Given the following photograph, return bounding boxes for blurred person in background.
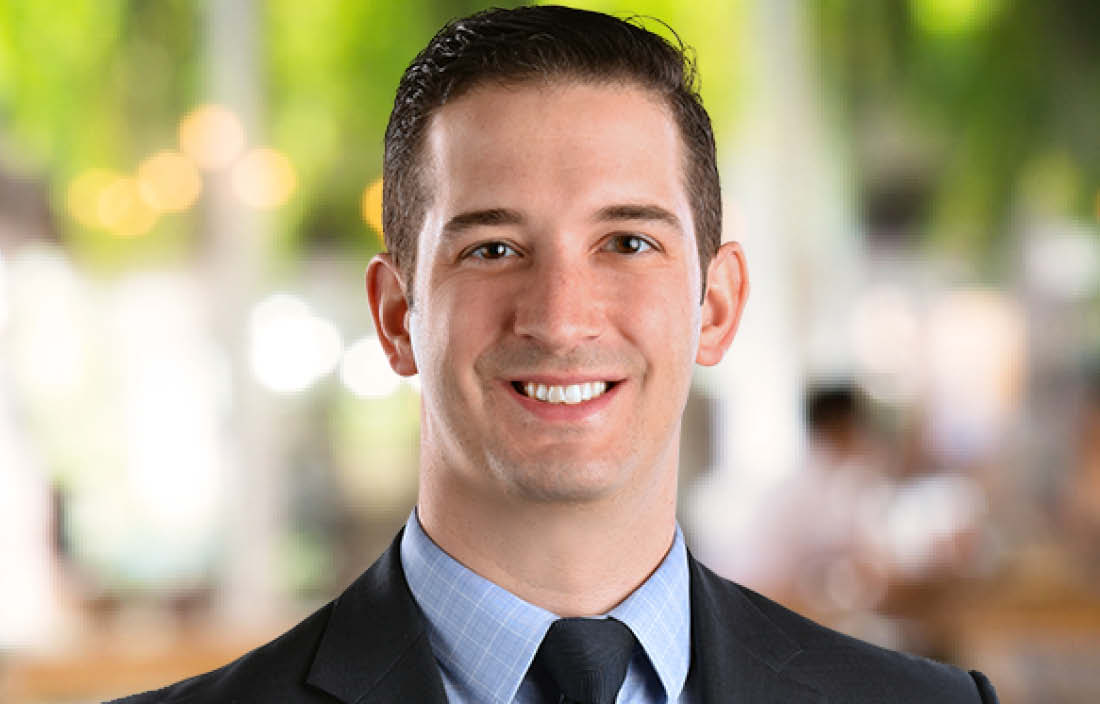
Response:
[726,384,896,622]
[113,6,996,703]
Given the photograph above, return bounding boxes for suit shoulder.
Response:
[690,558,995,704]
[734,582,995,703]
[106,602,335,704]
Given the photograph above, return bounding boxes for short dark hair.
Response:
[383,4,721,303]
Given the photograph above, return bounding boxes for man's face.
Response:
[398,81,711,504]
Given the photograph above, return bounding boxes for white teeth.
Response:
[520,381,611,404]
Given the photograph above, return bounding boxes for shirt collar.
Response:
[400,509,691,703]
[607,523,692,700]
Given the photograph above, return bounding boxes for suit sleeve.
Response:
[969,670,999,704]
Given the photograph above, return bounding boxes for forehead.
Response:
[420,80,691,225]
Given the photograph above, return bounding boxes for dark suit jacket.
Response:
[110,532,998,703]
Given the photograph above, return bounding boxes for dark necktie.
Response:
[531,617,638,704]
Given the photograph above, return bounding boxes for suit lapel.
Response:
[306,531,448,704]
[686,554,827,704]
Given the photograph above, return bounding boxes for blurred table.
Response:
[1,623,298,704]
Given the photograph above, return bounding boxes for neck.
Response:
[417,460,679,617]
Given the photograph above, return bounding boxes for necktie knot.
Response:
[533,617,637,704]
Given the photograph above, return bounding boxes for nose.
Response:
[512,253,604,350]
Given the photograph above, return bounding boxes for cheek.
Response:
[410,280,505,373]
[624,277,701,351]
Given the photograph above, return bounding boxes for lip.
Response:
[505,378,622,421]
[510,374,621,386]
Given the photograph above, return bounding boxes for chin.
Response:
[494,457,629,504]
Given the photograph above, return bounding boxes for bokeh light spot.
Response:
[67,168,123,229]
[249,293,342,393]
[179,104,246,171]
[910,0,1000,36]
[340,336,402,399]
[98,177,158,237]
[137,150,202,213]
[361,178,384,246]
[231,148,297,210]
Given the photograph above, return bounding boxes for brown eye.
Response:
[469,242,517,259]
[606,234,654,254]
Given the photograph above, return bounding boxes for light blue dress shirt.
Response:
[400,509,692,704]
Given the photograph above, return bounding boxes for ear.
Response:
[696,240,749,366]
[366,253,418,376]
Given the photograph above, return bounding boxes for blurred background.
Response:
[0,0,1097,701]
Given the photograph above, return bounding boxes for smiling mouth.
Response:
[511,380,618,404]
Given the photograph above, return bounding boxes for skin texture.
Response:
[368,81,748,616]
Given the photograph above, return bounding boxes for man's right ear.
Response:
[366,253,418,376]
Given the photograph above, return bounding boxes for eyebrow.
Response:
[441,208,525,238]
[593,204,683,231]
[439,202,683,239]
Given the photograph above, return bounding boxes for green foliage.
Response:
[0,0,740,270]
[0,0,199,270]
[813,0,1100,255]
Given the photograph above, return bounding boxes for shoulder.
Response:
[106,603,335,704]
[106,533,430,704]
[691,560,998,703]
[746,585,988,701]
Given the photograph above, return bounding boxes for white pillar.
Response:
[202,0,285,627]
[686,0,862,573]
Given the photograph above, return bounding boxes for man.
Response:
[115,6,998,703]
